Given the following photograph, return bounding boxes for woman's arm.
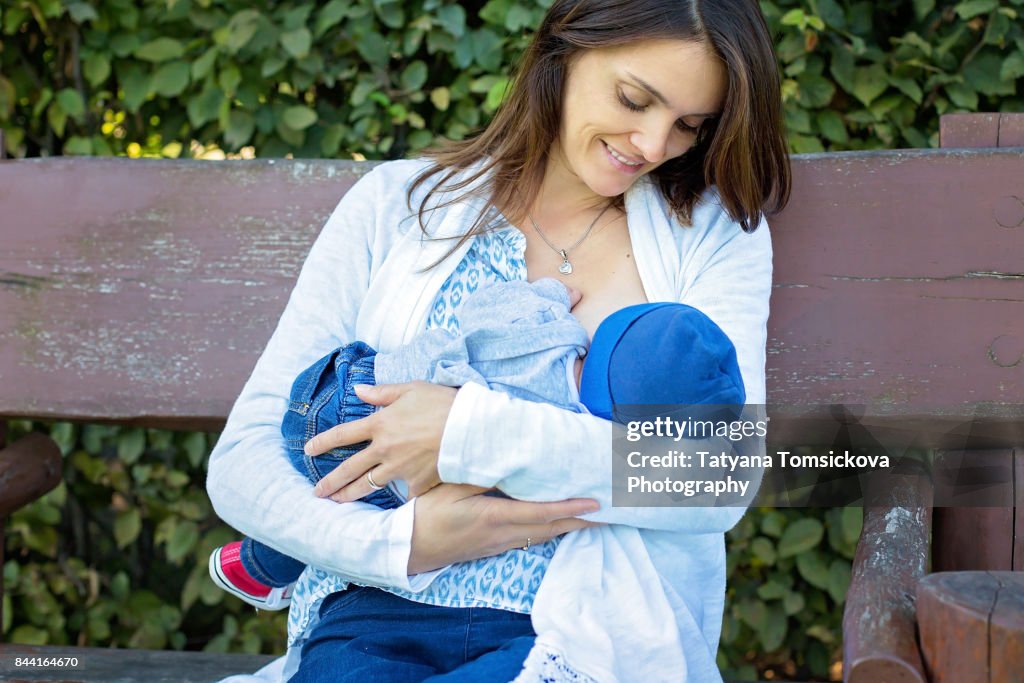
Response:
[437,216,773,533]
[205,166,431,589]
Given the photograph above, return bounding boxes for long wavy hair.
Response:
[406,0,791,262]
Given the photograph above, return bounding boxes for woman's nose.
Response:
[629,123,671,164]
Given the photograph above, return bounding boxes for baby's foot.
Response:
[208,542,294,611]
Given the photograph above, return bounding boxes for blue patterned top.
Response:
[286,223,560,647]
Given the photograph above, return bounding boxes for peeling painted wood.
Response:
[0,151,1022,446]
[843,468,932,683]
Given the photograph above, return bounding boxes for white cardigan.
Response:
[207,158,772,682]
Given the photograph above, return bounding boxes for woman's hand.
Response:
[305,381,455,501]
[407,483,602,574]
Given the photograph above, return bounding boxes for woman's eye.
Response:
[617,92,646,112]
[676,119,699,133]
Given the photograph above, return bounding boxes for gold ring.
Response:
[366,469,384,490]
[520,537,532,552]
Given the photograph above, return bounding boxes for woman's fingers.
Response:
[304,413,376,455]
[313,449,383,500]
[500,497,601,525]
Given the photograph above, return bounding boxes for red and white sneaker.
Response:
[208,542,294,611]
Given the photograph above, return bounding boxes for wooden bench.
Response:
[1,114,1022,681]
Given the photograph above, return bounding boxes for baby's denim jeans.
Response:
[239,341,405,588]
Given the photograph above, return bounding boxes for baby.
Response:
[208,277,745,610]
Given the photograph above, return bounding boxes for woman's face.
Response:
[551,39,727,199]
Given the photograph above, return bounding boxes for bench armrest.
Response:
[0,432,63,517]
[843,464,933,683]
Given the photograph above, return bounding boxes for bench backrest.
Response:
[1,148,1022,448]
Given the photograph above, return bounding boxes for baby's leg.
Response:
[284,341,404,509]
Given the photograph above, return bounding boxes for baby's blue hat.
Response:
[579,303,746,422]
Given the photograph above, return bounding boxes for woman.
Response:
[207,0,790,680]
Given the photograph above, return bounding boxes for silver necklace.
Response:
[527,202,612,275]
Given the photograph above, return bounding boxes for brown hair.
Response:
[406,0,791,259]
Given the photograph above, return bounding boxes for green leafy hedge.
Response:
[2,1,1021,680]
[1,0,1021,159]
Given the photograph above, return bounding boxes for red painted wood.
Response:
[0,432,63,517]
[932,450,1015,572]
[1,151,1022,444]
[940,112,1000,148]
[1015,450,1024,571]
[998,113,1024,147]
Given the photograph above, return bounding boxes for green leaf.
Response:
[224,10,261,54]
[758,603,788,651]
[954,0,998,20]
[166,520,199,563]
[182,432,207,468]
[796,550,831,589]
[192,47,218,80]
[828,560,852,603]
[356,31,390,66]
[375,1,404,29]
[63,135,93,155]
[816,110,848,143]
[830,47,855,94]
[945,81,978,109]
[282,105,318,130]
[840,506,863,546]
[817,0,846,28]
[83,53,111,86]
[1002,51,1024,81]
[262,55,288,77]
[10,625,49,645]
[781,8,807,27]
[118,428,146,464]
[66,1,98,23]
[888,76,923,104]
[218,65,242,97]
[187,84,223,128]
[913,0,936,20]
[797,74,835,108]
[321,123,344,156]
[760,511,786,538]
[435,5,466,37]
[430,87,450,111]
[153,61,190,97]
[751,536,777,564]
[281,27,312,59]
[400,61,428,91]
[54,88,85,119]
[737,598,765,630]
[315,0,350,37]
[778,518,824,558]
[757,580,787,600]
[965,52,1018,96]
[783,590,805,615]
[807,623,836,644]
[502,4,531,30]
[851,64,889,106]
[114,509,142,548]
[225,110,256,149]
[134,37,185,63]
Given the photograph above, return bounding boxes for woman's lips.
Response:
[602,141,645,175]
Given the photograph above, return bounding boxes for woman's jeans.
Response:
[239,341,405,587]
[288,587,536,682]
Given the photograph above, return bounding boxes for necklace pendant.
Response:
[558,250,573,275]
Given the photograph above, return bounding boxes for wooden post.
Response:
[932,113,1024,572]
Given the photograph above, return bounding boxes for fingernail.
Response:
[314,483,324,497]
[353,384,371,394]
[304,441,314,455]
[582,503,600,513]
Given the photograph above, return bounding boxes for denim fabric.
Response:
[287,586,535,683]
[242,342,405,587]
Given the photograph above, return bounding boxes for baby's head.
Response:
[579,303,745,423]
